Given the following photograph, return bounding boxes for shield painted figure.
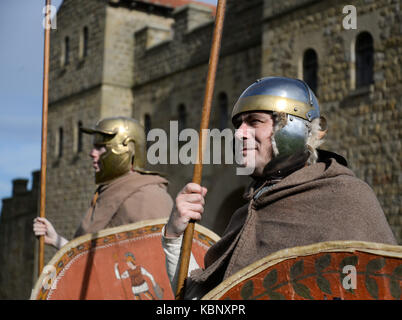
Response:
[203,241,402,300]
[31,218,220,300]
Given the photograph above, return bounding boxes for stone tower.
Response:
[44,0,175,260]
[261,0,402,241]
[43,0,262,262]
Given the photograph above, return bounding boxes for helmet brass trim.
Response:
[232,94,315,122]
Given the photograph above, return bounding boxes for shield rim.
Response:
[30,218,221,300]
[202,240,402,300]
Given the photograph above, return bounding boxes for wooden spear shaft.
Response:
[38,0,52,277]
[175,0,227,300]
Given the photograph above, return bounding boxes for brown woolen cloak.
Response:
[74,171,173,238]
[184,153,397,299]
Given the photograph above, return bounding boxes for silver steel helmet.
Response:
[232,76,320,158]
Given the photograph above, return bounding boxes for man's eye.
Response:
[233,121,241,129]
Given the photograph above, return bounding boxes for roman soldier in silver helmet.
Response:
[34,116,173,249]
[161,76,396,300]
[231,76,327,174]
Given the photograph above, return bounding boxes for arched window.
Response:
[58,127,63,158]
[178,104,187,132]
[218,92,228,130]
[64,36,70,65]
[303,48,318,95]
[144,114,151,150]
[356,32,374,88]
[144,113,151,136]
[77,121,83,153]
[82,27,89,57]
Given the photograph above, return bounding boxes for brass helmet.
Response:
[81,117,146,184]
[232,76,321,158]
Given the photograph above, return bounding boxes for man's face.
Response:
[233,112,274,176]
[89,144,107,172]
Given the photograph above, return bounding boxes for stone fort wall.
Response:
[0,173,40,299]
[261,0,402,241]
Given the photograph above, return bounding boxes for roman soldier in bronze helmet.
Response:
[162,76,397,299]
[33,117,173,249]
[83,116,150,185]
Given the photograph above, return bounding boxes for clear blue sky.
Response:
[0,0,217,211]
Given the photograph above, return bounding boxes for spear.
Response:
[175,0,227,300]
[38,0,52,276]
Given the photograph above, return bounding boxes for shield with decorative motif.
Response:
[30,218,220,300]
[203,241,402,300]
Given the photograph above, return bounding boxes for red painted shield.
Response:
[203,241,402,300]
[31,219,220,300]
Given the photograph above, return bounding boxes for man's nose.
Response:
[89,148,97,159]
[234,122,251,140]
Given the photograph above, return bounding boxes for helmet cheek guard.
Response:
[272,114,310,158]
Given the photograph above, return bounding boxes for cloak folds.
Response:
[184,153,397,299]
[75,171,173,237]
